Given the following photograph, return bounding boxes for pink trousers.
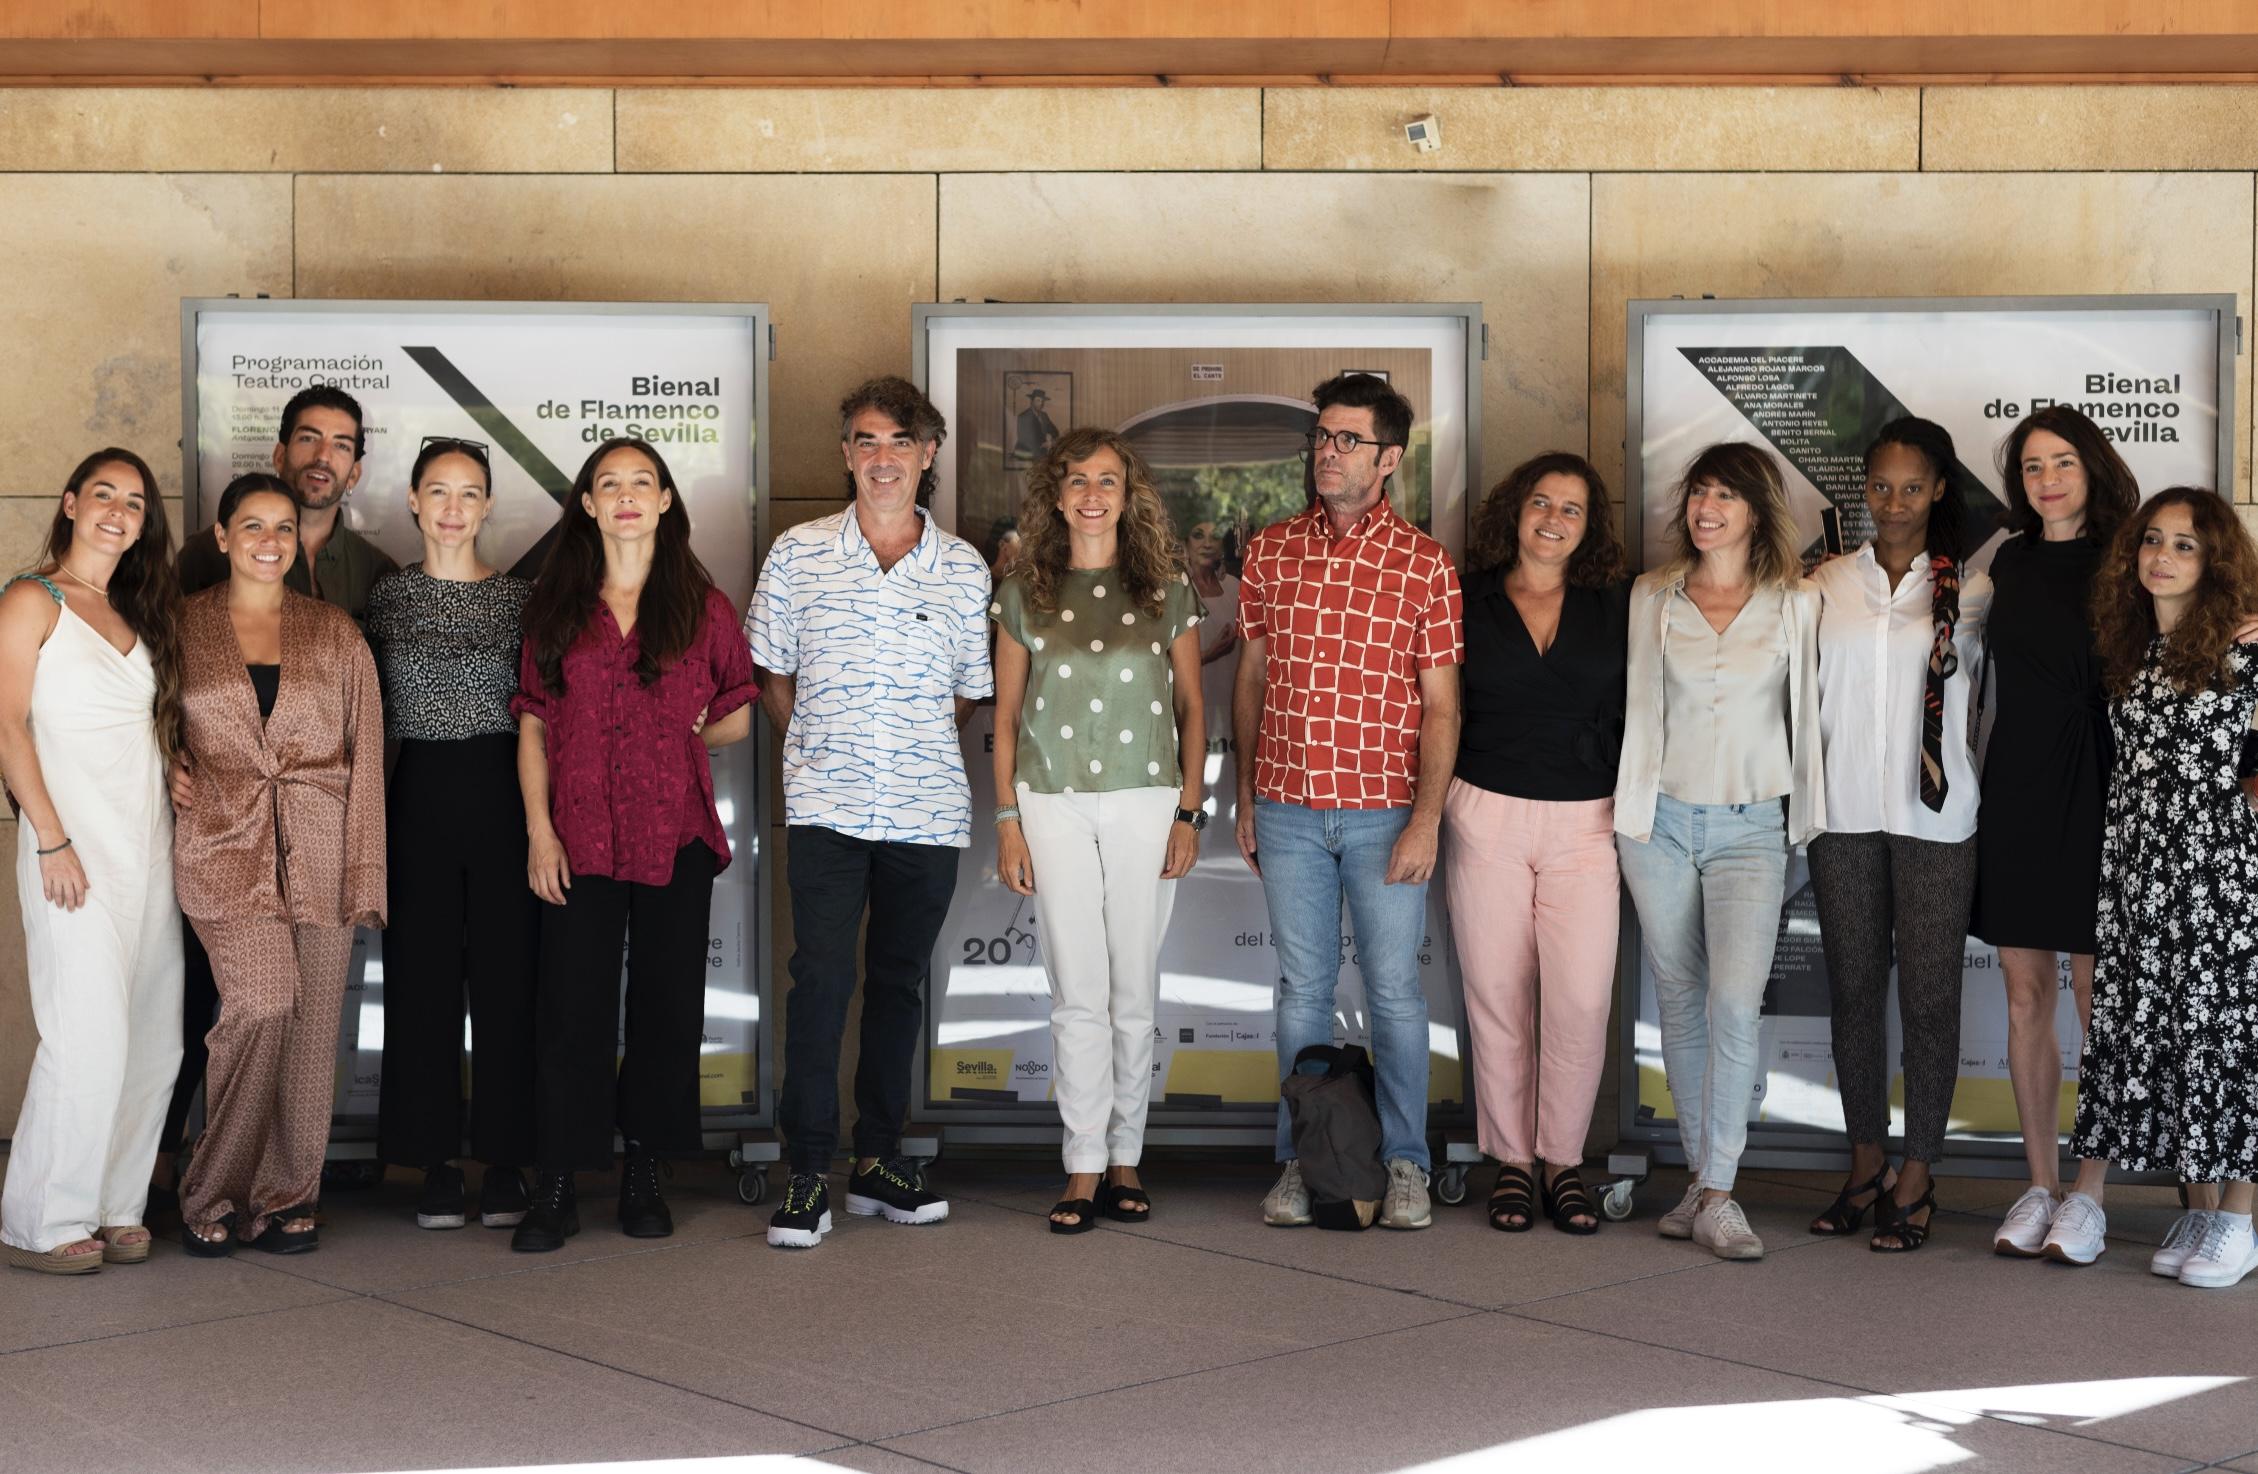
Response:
[1441,780,1619,1167]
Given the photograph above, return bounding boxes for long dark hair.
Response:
[1997,405,2138,545]
[43,449,184,761]
[1467,450,1626,587]
[523,438,714,694]
[2093,487,2258,696]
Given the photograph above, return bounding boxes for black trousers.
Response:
[161,926,219,1156]
[377,735,540,1170]
[532,839,718,1172]
[778,824,959,1174]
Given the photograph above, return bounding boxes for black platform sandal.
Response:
[1809,1167,1893,1236]
[1097,1181,1151,1223]
[1048,1197,1097,1235]
[179,1211,237,1259]
[1542,1166,1602,1235]
[1487,1164,1536,1232]
[249,1204,320,1255]
[1870,1185,1937,1253]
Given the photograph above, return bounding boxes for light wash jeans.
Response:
[1615,794,1788,1193]
[1255,798,1431,1171]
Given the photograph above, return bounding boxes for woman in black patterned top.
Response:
[366,437,539,1233]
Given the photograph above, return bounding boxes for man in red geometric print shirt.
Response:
[1231,372,1464,1232]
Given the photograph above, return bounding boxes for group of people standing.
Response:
[4,367,2255,1291]
[0,386,763,1270]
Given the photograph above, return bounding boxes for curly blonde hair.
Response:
[1015,427,1184,617]
[2093,487,2258,696]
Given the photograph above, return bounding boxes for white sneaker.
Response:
[1262,1162,1312,1226]
[1693,1196,1765,1260]
[1992,1186,2058,1257]
[1657,1179,1706,1240]
[2179,1213,2258,1289]
[2040,1191,2107,1265]
[2151,1210,2217,1278]
[1377,1159,1433,1230]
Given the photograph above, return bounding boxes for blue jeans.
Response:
[1615,795,1787,1193]
[1255,799,1432,1170]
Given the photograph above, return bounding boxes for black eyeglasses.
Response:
[419,434,492,463]
[1302,428,1400,458]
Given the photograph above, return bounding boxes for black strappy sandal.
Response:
[1048,1197,1097,1235]
[179,1211,237,1259]
[1097,1181,1151,1223]
[1870,1185,1937,1253]
[250,1205,320,1255]
[1487,1164,1536,1233]
[1541,1166,1602,1236]
[1809,1167,1893,1236]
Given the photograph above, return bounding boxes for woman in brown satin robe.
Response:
[172,473,386,1257]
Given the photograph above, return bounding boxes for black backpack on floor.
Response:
[1280,1044,1387,1230]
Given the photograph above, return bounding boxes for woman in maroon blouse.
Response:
[509,437,757,1252]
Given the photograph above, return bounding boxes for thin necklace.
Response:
[56,561,109,597]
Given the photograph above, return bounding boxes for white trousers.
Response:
[1019,786,1180,1173]
[1,847,182,1252]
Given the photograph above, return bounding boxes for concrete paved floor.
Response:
[2,1154,2254,1474]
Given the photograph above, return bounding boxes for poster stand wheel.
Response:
[728,1135,781,1206]
[1600,1149,1650,1222]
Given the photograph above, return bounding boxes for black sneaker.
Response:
[415,1163,467,1230]
[617,1147,673,1239]
[510,1171,579,1253]
[478,1166,530,1229]
[846,1156,949,1225]
[767,1173,832,1249]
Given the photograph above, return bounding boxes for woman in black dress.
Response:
[1973,406,2137,1259]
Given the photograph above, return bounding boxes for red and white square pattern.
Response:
[1239,502,1464,809]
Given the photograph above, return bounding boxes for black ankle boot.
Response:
[510,1170,579,1253]
[618,1145,673,1239]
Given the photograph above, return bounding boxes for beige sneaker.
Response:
[1693,1196,1765,1260]
[1657,1179,1705,1239]
[1262,1162,1312,1226]
[1377,1159,1433,1230]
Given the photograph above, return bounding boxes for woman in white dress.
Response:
[0,448,185,1274]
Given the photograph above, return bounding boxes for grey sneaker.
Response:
[1693,1196,1765,1260]
[1262,1162,1312,1226]
[1378,1158,1432,1231]
[1658,1178,1705,1239]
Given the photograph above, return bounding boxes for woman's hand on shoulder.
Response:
[2233,613,2258,645]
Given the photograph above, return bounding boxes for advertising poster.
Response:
[186,302,768,1124]
[918,307,1477,1121]
[1625,297,2235,1154]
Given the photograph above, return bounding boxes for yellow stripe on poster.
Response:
[1945,1077,2080,1137]
[699,1051,756,1108]
[929,1048,1016,1103]
[1164,1049,1279,1104]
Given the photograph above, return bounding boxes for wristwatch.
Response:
[1174,806,1208,831]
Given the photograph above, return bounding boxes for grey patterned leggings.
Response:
[1805,831,1977,1163]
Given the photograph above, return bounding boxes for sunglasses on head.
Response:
[419,434,492,464]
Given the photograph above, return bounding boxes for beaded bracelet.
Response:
[994,806,1022,824]
[35,837,72,857]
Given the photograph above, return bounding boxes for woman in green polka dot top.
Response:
[991,427,1207,1236]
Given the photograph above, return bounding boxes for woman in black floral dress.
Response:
[2069,487,2258,1289]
